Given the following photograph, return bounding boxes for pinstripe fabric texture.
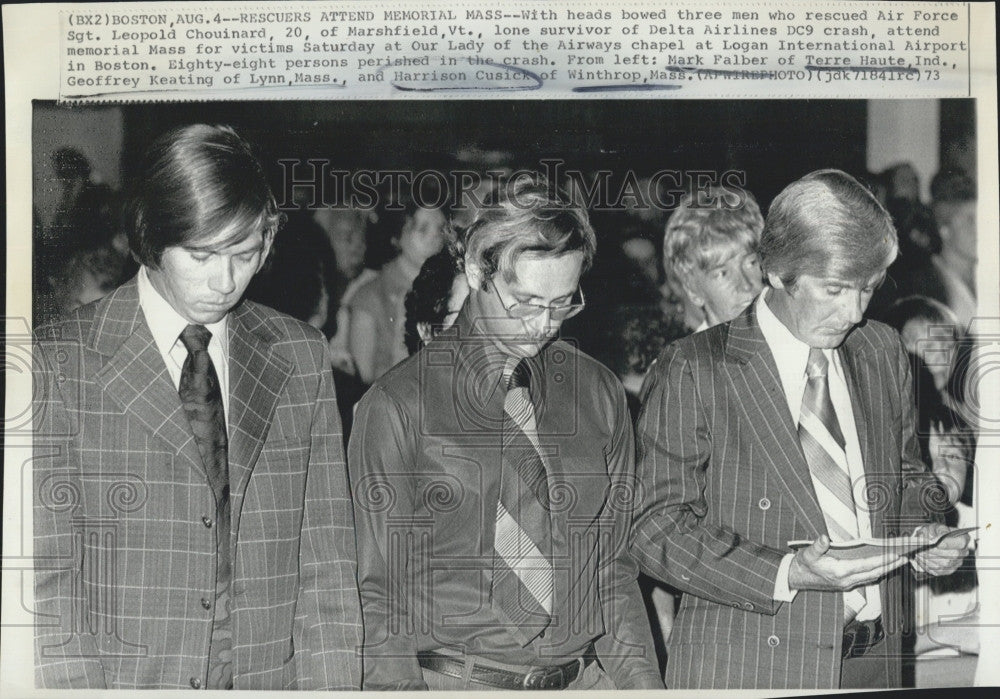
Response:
[632,304,944,689]
[33,278,362,689]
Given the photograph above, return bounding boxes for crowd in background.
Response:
[33,146,981,680]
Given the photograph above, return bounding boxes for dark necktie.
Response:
[491,358,553,644]
[798,347,865,619]
[178,324,233,688]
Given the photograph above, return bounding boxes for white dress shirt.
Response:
[137,266,230,426]
[757,292,881,621]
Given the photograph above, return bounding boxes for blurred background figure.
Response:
[50,146,119,251]
[34,147,127,325]
[313,206,377,373]
[403,249,469,356]
[928,170,977,331]
[886,295,978,668]
[246,221,328,332]
[888,296,971,506]
[348,190,447,383]
[603,303,684,420]
[449,144,515,231]
[662,185,765,332]
[884,161,921,204]
[44,245,123,321]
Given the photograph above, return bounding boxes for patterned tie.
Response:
[178,324,233,688]
[491,358,553,643]
[798,347,865,620]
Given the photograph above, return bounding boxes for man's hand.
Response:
[787,535,907,592]
[911,523,971,577]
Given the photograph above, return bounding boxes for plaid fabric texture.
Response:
[33,278,362,689]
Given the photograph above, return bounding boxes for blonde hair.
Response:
[456,175,595,283]
[663,185,763,280]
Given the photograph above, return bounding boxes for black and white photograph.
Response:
[25,97,983,690]
[3,0,998,695]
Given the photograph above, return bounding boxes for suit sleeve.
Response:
[631,344,786,614]
[594,381,664,689]
[293,343,363,690]
[33,336,107,688]
[347,386,427,691]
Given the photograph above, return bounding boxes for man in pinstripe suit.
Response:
[33,125,362,689]
[632,169,970,689]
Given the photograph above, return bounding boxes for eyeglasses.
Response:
[490,279,586,321]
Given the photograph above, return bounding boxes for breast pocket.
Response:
[243,440,310,535]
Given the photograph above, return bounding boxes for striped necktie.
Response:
[798,347,865,620]
[491,357,553,643]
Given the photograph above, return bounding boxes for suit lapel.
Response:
[226,302,293,502]
[838,332,886,532]
[92,280,206,477]
[724,307,825,538]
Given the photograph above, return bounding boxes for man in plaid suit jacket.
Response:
[33,125,362,689]
[632,170,971,689]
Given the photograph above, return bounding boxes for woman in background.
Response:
[348,193,446,383]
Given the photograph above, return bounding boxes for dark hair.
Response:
[246,226,327,326]
[403,249,463,355]
[52,147,92,179]
[759,169,897,286]
[885,295,958,335]
[606,303,686,378]
[124,124,282,268]
[930,169,976,231]
[931,169,976,203]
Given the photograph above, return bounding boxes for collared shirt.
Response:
[757,292,881,621]
[137,266,230,422]
[348,306,661,691]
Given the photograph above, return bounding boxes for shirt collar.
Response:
[756,289,844,383]
[757,289,810,385]
[137,265,229,358]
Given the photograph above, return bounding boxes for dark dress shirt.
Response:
[348,307,661,690]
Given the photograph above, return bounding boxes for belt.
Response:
[417,649,594,690]
[842,617,884,660]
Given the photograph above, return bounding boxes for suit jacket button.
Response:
[758,497,771,510]
[202,516,213,528]
[190,677,202,689]
[200,597,211,610]
[767,635,780,647]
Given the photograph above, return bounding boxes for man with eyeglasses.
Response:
[348,178,662,690]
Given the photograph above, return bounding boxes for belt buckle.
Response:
[523,666,564,690]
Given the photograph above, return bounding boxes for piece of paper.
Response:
[3,0,998,693]
[788,526,978,560]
